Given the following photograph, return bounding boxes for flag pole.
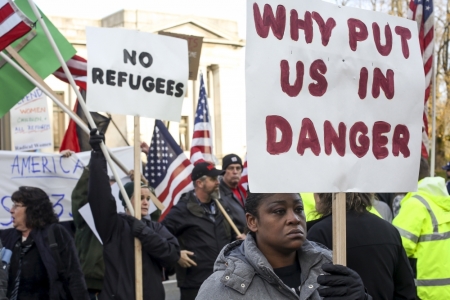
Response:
[430,32,437,176]
[26,0,135,216]
[133,116,143,300]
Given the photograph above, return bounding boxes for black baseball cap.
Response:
[191,162,225,181]
[442,162,450,171]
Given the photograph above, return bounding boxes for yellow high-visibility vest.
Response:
[300,193,321,222]
[393,177,450,300]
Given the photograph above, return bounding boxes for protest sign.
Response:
[86,27,189,121]
[10,88,53,151]
[159,32,203,80]
[246,0,425,193]
[0,147,133,228]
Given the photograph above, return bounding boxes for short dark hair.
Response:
[315,193,373,216]
[11,186,58,229]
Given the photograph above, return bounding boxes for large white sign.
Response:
[246,0,425,192]
[0,147,134,228]
[86,27,188,121]
[10,88,53,151]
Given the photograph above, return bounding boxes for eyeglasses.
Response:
[11,203,26,209]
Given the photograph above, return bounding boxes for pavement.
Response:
[164,277,180,300]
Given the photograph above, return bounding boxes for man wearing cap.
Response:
[219,154,247,233]
[162,162,237,300]
[442,162,450,194]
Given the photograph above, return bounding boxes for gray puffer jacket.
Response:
[197,234,332,299]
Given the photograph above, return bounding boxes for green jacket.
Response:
[72,167,104,291]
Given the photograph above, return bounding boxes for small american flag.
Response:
[408,0,434,158]
[190,73,216,165]
[239,154,248,197]
[53,55,87,90]
[146,120,194,220]
[0,0,33,51]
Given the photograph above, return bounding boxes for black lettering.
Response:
[124,49,136,65]
[139,52,153,68]
[175,82,184,97]
[106,70,116,86]
[142,76,155,92]
[92,68,104,84]
[129,74,141,90]
[118,72,127,87]
[156,78,166,94]
[166,80,175,96]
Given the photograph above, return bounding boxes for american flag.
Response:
[0,0,33,51]
[53,55,87,90]
[190,73,216,165]
[239,154,248,197]
[408,0,434,158]
[146,120,194,220]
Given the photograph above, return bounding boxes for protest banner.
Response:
[246,0,425,194]
[86,27,189,122]
[159,32,203,80]
[0,147,134,228]
[10,88,53,151]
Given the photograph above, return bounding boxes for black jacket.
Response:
[88,151,180,300]
[307,211,416,300]
[162,191,233,289]
[219,179,246,233]
[0,224,89,300]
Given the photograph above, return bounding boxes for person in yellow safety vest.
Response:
[393,157,450,300]
[300,193,320,221]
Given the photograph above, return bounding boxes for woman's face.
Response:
[10,202,28,232]
[131,187,151,216]
[247,193,306,254]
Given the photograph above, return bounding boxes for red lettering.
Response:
[347,18,368,51]
[290,10,313,43]
[372,121,391,160]
[349,122,370,158]
[372,68,395,99]
[324,121,346,156]
[253,3,286,40]
[297,118,321,156]
[280,60,304,97]
[311,12,336,46]
[394,26,411,59]
[308,59,328,97]
[392,125,410,157]
[266,115,293,154]
[372,22,392,56]
[358,67,368,100]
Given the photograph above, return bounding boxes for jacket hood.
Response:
[404,177,450,211]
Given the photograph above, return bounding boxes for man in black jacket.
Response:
[219,154,247,233]
[162,162,238,300]
[88,130,180,300]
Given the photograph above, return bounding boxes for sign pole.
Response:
[332,193,346,265]
[134,116,143,300]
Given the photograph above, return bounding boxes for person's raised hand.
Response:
[317,263,368,300]
[89,128,105,152]
[178,250,197,268]
[140,142,150,155]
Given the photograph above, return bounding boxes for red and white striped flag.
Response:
[0,0,33,51]
[53,55,87,90]
[190,73,217,165]
[239,154,248,197]
[408,0,434,158]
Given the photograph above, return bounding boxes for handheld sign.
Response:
[246,0,425,193]
[86,27,189,121]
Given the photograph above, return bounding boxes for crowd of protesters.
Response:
[0,129,448,300]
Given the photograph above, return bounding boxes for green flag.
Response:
[0,0,76,117]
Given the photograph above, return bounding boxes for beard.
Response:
[210,188,220,199]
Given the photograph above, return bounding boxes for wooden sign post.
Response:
[134,116,143,300]
[332,193,346,265]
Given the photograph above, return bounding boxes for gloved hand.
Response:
[122,215,146,236]
[89,128,105,152]
[317,263,367,300]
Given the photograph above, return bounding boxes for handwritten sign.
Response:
[86,27,189,121]
[10,88,53,151]
[246,0,424,193]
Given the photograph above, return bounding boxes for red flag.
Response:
[0,0,33,51]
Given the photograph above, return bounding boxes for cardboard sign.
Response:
[246,0,424,193]
[86,27,189,121]
[0,147,133,227]
[159,32,203,80]
[10,88,53,151]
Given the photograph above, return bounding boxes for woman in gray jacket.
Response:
[197,192,371,300]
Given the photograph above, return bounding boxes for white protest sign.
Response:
[10,88,53,151]
[0,147,134,228]
[246,0,424,192]
[86,27,189,121]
